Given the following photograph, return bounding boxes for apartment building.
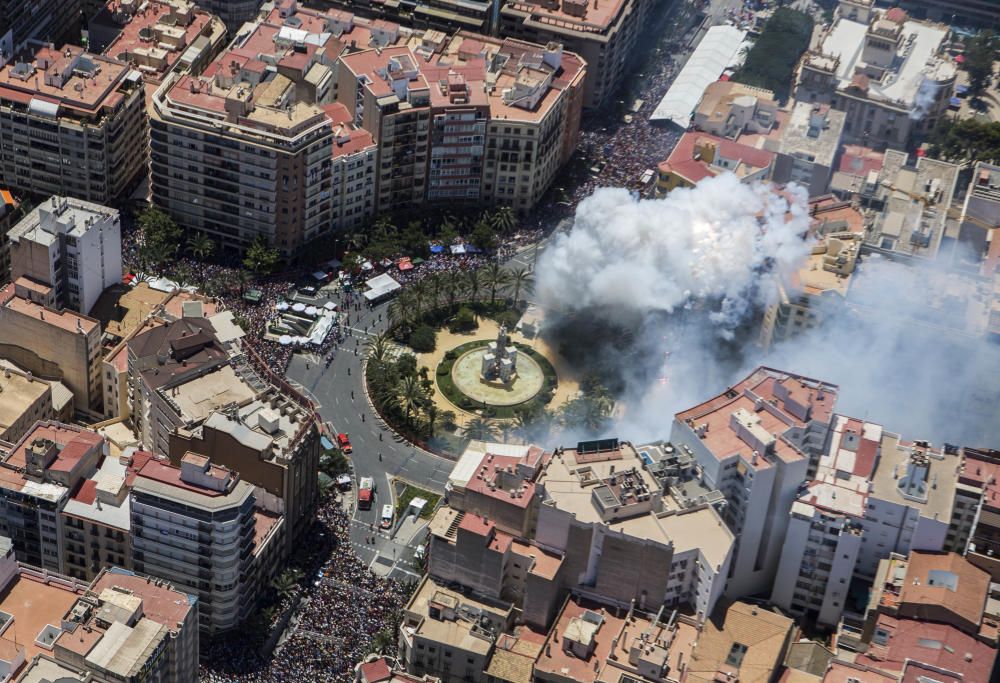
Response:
[59,449,145,582]
[773,102,846,196]
[795,2,956,150]
[0,45,147,204]
[0,362,72,443]
[954,161,1000,277]
[430,438,733,635]
[338,33,585,213]
[671,367,839,599]
[89,0,228,88]
[398,575,515,682]
[0,189,16,283]
[325,103,377,232]
[0,0,82,57]
[500,0,649,109]
[130,454,258,635]
[533,595,701,683]
[685,601,795,683]
[0,422,106,573]
[952,448,1000,580]
[148,3,403,256]
[771,415,968,626]
[758,198,864,350]
[310,0,500,36]
[0,554,198,683]
[0,282,102,414]
[7,196,121,315]
[897,0,1000,28]
[852,550,998,680]
[168,394,319,554]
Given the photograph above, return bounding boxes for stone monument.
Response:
[481,325,518,383]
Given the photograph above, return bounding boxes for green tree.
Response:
[509,267,534,306]
[462,268,484,304]
[470,219,497,251]
[483,262,512,303]
[366,332,392,364]
[397,375,426,424]
[243,237,280,275]
[731,8,813,102]
[449,306,478,333]
[965,30,997,101]
[408,325,437,353]
[463,416,499,441]
[490,206,517,236]
[271,568,303,601]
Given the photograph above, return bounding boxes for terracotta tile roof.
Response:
[686,602,794,683]
[898,551,989,631]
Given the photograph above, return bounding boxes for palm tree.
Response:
[233,269,253,296]
[428,273,446,310]
[509,267,534,307]
[463,416,499,441]
[490,206,517,237]
[366,332,392,364]
[409,278,431,317]
[498,420,515,444]
[370,629,394,654]
[483,262,512,303]
[271,568,303,601]
[348,231,369,251]
[373,215,397,241]
[397,375,426,424]
[462,268,484,305]
[388,294,417,332]
[443,271,463,309]
[186,232,214,261]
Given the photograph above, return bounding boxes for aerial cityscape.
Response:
[0,0,998,681]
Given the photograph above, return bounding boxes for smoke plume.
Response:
[535,175,1000,448]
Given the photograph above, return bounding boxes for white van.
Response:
[380,504,394,529]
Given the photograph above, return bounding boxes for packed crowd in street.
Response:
[199,496,412,683]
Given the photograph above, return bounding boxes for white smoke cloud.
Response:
[536,174,1000,448]
[536,174,813,337]
[909,75,941,121]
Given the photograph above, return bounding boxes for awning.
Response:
[398,257,413,271]
[243,289,263,303]
[312,271,328,281]
[450,244,467,254]
[429,244,445,254]
[364,273,401,301]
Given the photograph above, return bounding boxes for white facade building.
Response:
[670,367,839,599]
[7,196,122,315]
[130,454,257,635]
[771,414,965,626]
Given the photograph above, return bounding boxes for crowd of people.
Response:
[199,496,412,683]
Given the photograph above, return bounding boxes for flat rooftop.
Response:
[169,364,257,424]
[0,45,133,115]
[96,0,221,82]
[0,370,49,436]
[404,576,510,656]
[817,14,954,107]
[778,102,845,168]
[503,0,629,34]
[676,368,838,471]
[8,196,118,247]
[0,284,100,334]
[870,432,960,520]
[0,575,81,662]
[61,455,131,531]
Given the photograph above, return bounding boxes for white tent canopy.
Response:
[650,25,748,127]
[363,273,402,301]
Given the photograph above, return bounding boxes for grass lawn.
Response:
[395,483,441,519]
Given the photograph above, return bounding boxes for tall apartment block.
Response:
[148,3,394,256]
[195,0,267,33]
[770,415,969,626]
[671,367,839,599]
[130,454,259,635]
[500,0,649,109]
[0,0,82,57]
[336,32,585,213]
[7,196,122,315]
[126,311,319,550]
[0,281,104,413]
[0,45,147,204]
